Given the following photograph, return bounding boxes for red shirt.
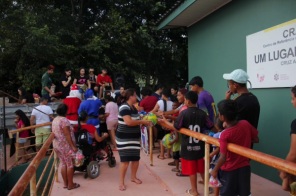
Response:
[96,74,112,85]
[219,120,258,171]
[81,124,97,138]
[17,120,29,138]
[139,96,158,112]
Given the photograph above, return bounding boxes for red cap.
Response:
[71,84,78,91]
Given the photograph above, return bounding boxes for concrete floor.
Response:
[51,148,289,196]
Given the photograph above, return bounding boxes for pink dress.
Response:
[52,116,76,168]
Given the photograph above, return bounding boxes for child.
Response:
[159,91,214,196]
[157,101,180,160]
[280,85,296,193]
[78,111,109,144]
[14,109,31,163]
[211,99,259,196]
[209,117,224,196]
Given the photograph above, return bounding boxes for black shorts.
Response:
[219,165,251,196]
[172,151,180,160]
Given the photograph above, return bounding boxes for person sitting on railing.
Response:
[210,99,259,196]
[52,103,80,190]
[14,109,32,163]
[280,85,296,194]
[18,87,35,104]
[77,111,109,144]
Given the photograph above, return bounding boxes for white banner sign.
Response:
[247,19,296,88]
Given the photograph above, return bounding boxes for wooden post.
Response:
[15,132,19,164]
[54,151,59,182]
[30,173,37,196]
[204,143,210,196]
[149,126,153,166]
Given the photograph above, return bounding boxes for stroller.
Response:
[74,128,116,179]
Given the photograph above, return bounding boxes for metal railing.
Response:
[178,128,296,196]
[7,123,58,196]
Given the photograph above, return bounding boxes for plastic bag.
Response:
[73,149,85,167]
[209,176,222,187]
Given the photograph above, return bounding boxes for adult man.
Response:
[30,97,54,150]
[78,89,102,131]
[189,76,216,123]
[41,64,55,101]
[223,69,260,128]
[96,68,114,98]
[60,68,73,99]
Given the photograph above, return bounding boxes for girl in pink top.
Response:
[104,96,119,148]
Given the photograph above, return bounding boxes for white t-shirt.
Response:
[157,100,173,112]
[31,105,53,128]
[105,102,119,122]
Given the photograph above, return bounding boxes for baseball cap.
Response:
[223,69,249,84]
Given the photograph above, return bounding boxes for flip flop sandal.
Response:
[157,155,165,160]
[176,172,188,177]
[68,183,80,190]
[171,168,180,172]
[119,185,126,191]
[186,189,199,196]
[168,161,176,166]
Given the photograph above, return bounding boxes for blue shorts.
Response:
[219,165,251,196]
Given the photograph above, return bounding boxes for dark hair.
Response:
[64,67,71,72]
[79,67,86,72]
[15,109,30,127]
[189,76,203,87]
[185,91,198,104]
[217,99,238,121]
[162,88,171,98]
[178,88,187,95]
[155,83,164,90]
[291,85,296,96]
[105,95,114,102]
[215,116,224,131]
[39,97,49,103]
[56,103,68,116]
[48,64,55,70]
[78,111,88,130]
[124,88,136,102]
[140,87,152,97]
[18,87,27,101]
[171,85,178,91]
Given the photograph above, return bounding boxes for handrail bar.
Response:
[179,128,296,176]
[8,122,52,138]
[8,133,55,196]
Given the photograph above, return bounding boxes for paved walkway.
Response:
[51,149,288,196]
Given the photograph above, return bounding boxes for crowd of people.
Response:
[12,65,296,195]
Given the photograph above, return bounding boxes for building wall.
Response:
[188,0,296,184]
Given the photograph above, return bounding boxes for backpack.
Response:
[77,129,92,145]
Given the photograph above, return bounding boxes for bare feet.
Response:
[119,184,126,191]
[131,178,142,184]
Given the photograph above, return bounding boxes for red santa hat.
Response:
[71,84,79,91]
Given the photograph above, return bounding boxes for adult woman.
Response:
[280,85,296,192]
[116,89,152,191]
[18,87,34,104]
[14,109,31,163]
[104,95,118,148]
[52,104,80,190]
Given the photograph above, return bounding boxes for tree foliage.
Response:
[0,0,187,96]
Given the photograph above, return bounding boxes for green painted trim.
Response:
[157,0,196,30]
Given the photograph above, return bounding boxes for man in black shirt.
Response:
[223,69,260,129]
